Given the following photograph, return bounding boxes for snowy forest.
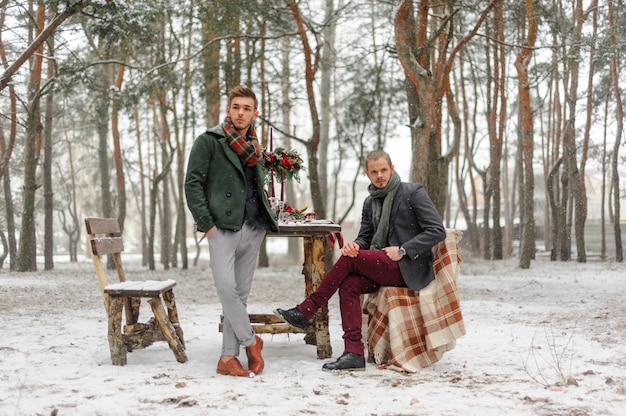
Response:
[0,0,624,272]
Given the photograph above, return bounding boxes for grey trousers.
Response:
[208,221,266,357]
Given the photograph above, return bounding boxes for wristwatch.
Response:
[398,247,406,257]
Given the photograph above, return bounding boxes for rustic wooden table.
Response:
[271,221,342,359]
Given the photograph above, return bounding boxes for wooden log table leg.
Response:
[303,235,332,359]
[163,289,185,347]
[148,297,188,363]
[107,297,127,366]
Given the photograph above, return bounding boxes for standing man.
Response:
[275,149,445,372]
[185,85,278,377]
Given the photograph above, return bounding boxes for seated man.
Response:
[275,149,445,371]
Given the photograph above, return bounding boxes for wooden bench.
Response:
[85,217,187,366]
[219,313,307,334]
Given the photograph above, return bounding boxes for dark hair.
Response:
[364,149,393,169]
[228,85,258,109]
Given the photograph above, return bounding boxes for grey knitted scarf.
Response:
[368,171,401,250]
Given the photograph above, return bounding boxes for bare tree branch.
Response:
[0,2,87,92]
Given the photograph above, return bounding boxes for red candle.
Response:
[281,170,285,201]
[270,128,274,196]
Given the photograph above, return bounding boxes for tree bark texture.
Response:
[515,0,537,269]
[608,0,623,262]
[17,1,45,272]
[43,29,55,270]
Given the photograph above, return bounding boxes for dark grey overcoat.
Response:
[354,182,446,291]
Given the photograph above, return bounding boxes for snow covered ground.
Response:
[1,251,625,415]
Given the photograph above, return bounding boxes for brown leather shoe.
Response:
[246,335,264,375]
[216,356,254,377]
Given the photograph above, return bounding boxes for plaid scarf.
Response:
[223,116,262,167]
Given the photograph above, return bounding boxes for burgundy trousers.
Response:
[297,249,405,356]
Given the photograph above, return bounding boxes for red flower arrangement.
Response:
[263,129,305,201]
[262,147,304,183]
[282,203,307,220]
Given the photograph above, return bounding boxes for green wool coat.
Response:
[184,124,278,233]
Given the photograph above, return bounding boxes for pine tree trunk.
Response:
[516,0,537,269]
[17,1,46,272]
[43,29,55,270]
[608,0,623,262]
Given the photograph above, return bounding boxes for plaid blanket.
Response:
[363,229,465,372]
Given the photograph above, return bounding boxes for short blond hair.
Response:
[364,149,392,170]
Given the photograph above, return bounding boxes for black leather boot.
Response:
[274,307,310,331]
[322,352,366,372]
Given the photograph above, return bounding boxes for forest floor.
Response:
[1,251,625,415]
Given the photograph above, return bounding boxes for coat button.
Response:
[226,192,232,197]
[226,210,232,216]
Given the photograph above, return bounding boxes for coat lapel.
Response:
[219,138,245,175]
[389,184,403,231]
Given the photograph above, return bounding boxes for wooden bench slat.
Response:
[248,314,286,324]
[218,313,307,334]
[220,313,286,325]
[218,322,305,334]
[85,217,121,234]
[104,279,177,297]
[90,237,124,256]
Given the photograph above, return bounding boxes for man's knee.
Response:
[339,276,365,298]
